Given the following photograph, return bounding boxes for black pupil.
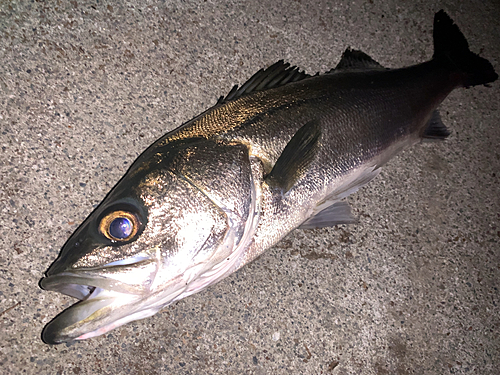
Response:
[109,217,133,239]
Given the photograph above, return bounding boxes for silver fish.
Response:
[40,11,497,344]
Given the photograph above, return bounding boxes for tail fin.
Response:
[433,10,497,87]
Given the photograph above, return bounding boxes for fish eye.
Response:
[99,211,139,242]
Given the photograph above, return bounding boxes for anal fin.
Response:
[423,110,450,140]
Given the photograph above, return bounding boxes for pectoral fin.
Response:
[266,119,321,193]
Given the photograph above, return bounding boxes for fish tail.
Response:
[433,10,497,87]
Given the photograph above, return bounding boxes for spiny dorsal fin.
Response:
[328,48,385,73]
[217,60,311,104]
[266,119,321,193]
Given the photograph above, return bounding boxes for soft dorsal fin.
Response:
[266,119,321,193]
[217,60,312,104]
[328,48,385,73]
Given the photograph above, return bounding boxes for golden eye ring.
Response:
[99,211,139,242]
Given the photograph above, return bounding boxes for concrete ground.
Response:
[1,1,499,374]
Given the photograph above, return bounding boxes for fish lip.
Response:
[40,290,114,345]
[40,263,155,344]
[41,257,157,297]
[40,274,150,344]
[39,273,117,344]
[40,272,135,297]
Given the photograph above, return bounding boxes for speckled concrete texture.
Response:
[1,1,499,374]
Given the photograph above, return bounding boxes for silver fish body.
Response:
[40,11,497,344]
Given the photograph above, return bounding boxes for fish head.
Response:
[40,143,239,344]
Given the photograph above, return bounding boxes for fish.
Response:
[40,10,497,344]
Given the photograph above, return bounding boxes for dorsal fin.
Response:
[217,60,312,104]
[328,48,385,73]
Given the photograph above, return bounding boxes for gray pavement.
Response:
[1,1,499,374]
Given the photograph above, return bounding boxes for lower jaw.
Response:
[42,287,142,344]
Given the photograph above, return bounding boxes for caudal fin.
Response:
[433,10,497,87]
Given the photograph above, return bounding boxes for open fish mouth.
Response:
[40,264,158,344]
